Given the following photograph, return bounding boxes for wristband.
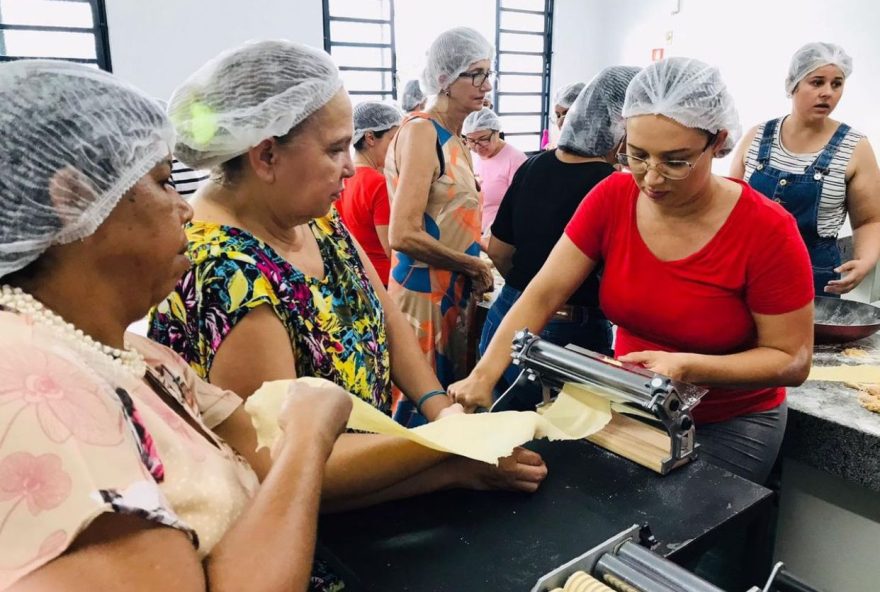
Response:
[416,389,447,415]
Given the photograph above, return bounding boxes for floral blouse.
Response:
[0,310,259,589]
[149,211,392,415]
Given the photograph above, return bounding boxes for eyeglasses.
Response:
[463,130,495,148]
[458,70,494,87]
[616,135,717,180]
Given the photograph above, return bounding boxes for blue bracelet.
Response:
[416,389,447,415]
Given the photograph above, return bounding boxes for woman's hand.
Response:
[451,447,548,493]
[825,258,874,294]
[617,350,694,382]
[468,256,495,295]
[435,402,466,420]
[448,372,495,411]
[277,380,352,456]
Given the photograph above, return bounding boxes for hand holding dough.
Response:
[244,377,613,465]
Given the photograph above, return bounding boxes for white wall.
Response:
[550,0,610,96]
[573,0,880,174]
[395,0,495,86]
[104,0,323,101]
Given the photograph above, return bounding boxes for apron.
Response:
[747,117,851,296]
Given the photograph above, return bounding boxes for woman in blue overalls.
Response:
[731,42,880,296]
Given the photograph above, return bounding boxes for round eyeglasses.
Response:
[616,134,717,181]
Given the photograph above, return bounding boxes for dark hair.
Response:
[3,253,54,288]
[353,127,395,152]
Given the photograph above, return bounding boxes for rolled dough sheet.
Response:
[808,365,880,383]
[244,377,612,465]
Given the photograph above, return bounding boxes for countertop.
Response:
[785,332,880,492]
[317,439,771,592]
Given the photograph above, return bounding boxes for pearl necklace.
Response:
[0,284,147,377]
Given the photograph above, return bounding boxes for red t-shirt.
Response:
[564,173,813,424]
[335,166,391,284]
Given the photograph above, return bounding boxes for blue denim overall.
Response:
[747,117,851,296]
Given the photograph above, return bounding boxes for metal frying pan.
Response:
[814,296,880,344]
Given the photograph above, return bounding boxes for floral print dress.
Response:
[149,210,392,415]
[0,310,258,589]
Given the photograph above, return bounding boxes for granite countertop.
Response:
[785,332,880,492]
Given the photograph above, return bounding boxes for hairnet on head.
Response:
[785,42,852,95]
[462,108,501,135]
[623,57,741,157]
[169,40,342,170]
[558,66,641,157]
[401,79,426,111]
[553,82,585,109]
[0,60,173,279]
[420,27,493,95]
[352,101,403,146]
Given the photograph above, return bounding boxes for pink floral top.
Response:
[0,310,259,589]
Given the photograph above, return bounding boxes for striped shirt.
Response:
[171,159,209,198]
[743,117,864,238]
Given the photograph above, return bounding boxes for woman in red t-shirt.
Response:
[335,101,402,285]
[450,58,814,484]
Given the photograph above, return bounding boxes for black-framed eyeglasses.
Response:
[616,134,717,180]
[463,130,495,148]
[458,69,494,87]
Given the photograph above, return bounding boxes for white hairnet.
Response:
[553,82,585,109]
[352,101,403,146]
[785,42,852,95]
[401,79,426,111]
[558,66,641,157]
[169,40,342,170]
[0,60,173,278]
[623,57,741,157]
[420,27,493,95]
[462,108,501,135]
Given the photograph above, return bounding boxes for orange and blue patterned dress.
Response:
[385,113,482,388]
[148,210,391,416]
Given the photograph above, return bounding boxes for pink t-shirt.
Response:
[474,143,527,234]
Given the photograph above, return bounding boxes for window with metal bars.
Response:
[494,0,553,153]
[322,0,397,103]
[0,0,111,70]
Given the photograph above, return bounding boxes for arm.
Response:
[388,119,491,285]
[13,364,352,592]
[205,382,349,591]
[323,447,546,513]
[487,235,515,277]
[347,234,456,420]
[729,125,759,179]
[375,224,391,259]
[620,210,814,388]
[448,236,597,409]
[210,300,545,509]
[208,305,451,500]
[826,137,880,294]
[11,517,206,592]
[619,303,813,387]
[372,176,392,259]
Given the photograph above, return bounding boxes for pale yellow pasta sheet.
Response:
[244,377,612,465]
[808,365,880,383]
